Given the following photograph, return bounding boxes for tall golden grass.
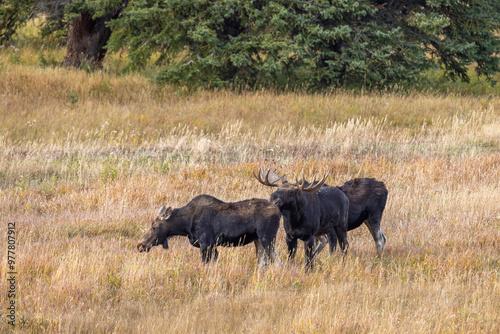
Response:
[1,60,499,333]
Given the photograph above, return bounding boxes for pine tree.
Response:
[107,0,500,88]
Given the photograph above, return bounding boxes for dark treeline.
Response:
[2,0,500,89]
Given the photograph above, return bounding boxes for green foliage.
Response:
[68,90,79,106]
[33,1,69,42]
[38,51,60,67]
[100,157,118,182]
[107,0,303,88]
[4,0,500,89]
[104,0,500,89]
[0,0,35,43]
[64,0,125,20]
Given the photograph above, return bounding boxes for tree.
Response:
[1,0,126,68]
[107,0,500,89]
[1,1,70,45]
[0,0,35,44]
[107,0,303,87]
[365,0,500,84]
[62,0,126,68]
[35,1,69,41]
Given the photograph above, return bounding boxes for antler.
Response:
[295,171,329,193]
[253,167,284,187]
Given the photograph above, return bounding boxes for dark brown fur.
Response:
[258,170,388,255]
[255,170,349,270]
[323,178,388,254]
[137,195,281,266]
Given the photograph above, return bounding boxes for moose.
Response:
[137,194,281,268]
[254,168,349,269]
[315,177,388,255]
[257,169,388,255]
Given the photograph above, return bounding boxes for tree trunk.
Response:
[62,10,119,68]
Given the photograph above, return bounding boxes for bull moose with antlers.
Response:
[254,168,349,269]
[256,169,388,255]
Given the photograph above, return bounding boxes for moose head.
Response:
[137,205,173,252]
[253,167,329,208]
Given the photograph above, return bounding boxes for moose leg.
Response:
[313,235,328,255]
[286,233,298,262]
[269,244,281,267]
[365,214,386,254]
[304,236,316,271]
[333,226,349,255]
[327,230,338,254]
[259,236,281,267]
[201,246,210,263]
[201,245,217,263]
[254,239,269,268]
[264,239,282,267]
[287,235,298,261]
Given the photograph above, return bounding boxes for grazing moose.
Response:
[254,168,349,270]
[260,170,388,255]
[137,194,281,268]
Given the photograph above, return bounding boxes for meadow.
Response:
[0,51,499,333]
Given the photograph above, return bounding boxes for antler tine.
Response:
[265,168,272,184]
[302,171,329,192]
[253,167,262,183]
[295,170,305,191]
[253,167,280,187]
[259,166,265,182]
[253,167,266,185]
[261,167,270,185]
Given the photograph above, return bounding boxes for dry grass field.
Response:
[1,58,499,333]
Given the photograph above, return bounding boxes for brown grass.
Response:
[0,60,499,333]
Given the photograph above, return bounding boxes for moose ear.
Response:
[158,205,172,218]
[158,206,173,219]
[282,175,288,184]
[164,207,173,219]
[158,205,167,216]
